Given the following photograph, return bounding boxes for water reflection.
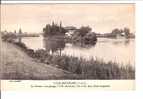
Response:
[109,39,131,46]
[44,36,65,55]
[22,37,135,66]
[62,38,135,66]
[43,36,97,54]
[124,39,130,45]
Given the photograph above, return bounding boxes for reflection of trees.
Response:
[44,36,65,56]
[124,39,130,45]
[43,22,66,56]
[112,39,130,45]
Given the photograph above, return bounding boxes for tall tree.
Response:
[76,26,92,37]
[124,27,130,37]
[43,22,67,37]
[111,28,121,34]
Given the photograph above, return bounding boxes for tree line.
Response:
[43,22,97,45]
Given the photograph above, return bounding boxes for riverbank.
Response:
[0,41,77,79]
[0,40,135,79]
[33,49,135,79]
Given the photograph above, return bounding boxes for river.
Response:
[21,36,135,66]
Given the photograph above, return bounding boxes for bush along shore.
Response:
[12,41,135,80]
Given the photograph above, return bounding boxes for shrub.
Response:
[23,48,135,79]
[14,42,27,50]
[2,33,17,42]
[33,51,135,79]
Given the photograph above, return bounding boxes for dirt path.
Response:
[0,41,76,79]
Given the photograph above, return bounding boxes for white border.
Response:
[136,1,143,92]
[1,0,143,99]
[1,1,135,4]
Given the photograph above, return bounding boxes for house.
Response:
[65,26,77,38]
[116,32,126,39]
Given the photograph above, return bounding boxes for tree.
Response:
[14,30,16,34]
[76,26,92,37]
[83,33,97,45]
[111,28,121,34]
[19,28,22,34]
[43,22,67,37]
[124,27,130,38]
[43,22,67,56]
[72,26,97,45]
[2,33,17,42]
[43,24,52,36]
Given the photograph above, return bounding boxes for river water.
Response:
[22,36,135,66]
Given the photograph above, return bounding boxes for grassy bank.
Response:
[0,41,78,80]
[33,49,135,79]
[2,40,134,79]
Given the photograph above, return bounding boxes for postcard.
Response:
[0,2,135,91]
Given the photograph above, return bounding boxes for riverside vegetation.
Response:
[1,22,135,79]
[2,41,135,79]
[33,49,135,79]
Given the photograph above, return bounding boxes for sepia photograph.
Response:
[0,4,135,80]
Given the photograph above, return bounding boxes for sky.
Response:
[1,4,135,33]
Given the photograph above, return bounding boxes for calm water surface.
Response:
[22,36,135,66]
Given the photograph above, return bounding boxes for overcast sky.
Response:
[1,4,135,33]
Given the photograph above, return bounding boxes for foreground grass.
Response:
[1,41,78,80]
[33,49,135,79]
